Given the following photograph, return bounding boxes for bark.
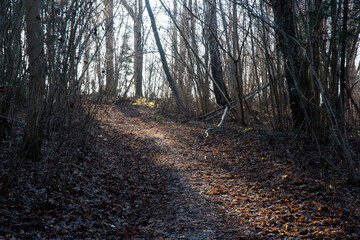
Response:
[145,0,186,113]
[83,42,90,94]
[190,0,210,113]
[0,0,23,141]
[339,0,349,120]
[134,0,143,97]
[122,0,143,97]
[328,0,340,112]
[161,0,231,109]
[271,0,305,129]
[22,0,46,161]
[181,0,192,107]
[0,0,10,142]
[232,2,245,124]
[205,0,231,106]
[260,2,284,129]
[105,0,116,96]
[96,36,103,93]
[171,0,180,97]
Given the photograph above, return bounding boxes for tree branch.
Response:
[121,0,136,20]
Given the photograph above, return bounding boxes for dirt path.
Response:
[1,99,359,239]
[91,99,359,239]
[98,101,247,239]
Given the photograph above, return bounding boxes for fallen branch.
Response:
[204,104,236,121]
[205,106,228,137]
[188,82,270,123]
[193,100,236,120]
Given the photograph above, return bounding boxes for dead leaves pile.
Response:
[186,126,360,239]
[1,100,360,239]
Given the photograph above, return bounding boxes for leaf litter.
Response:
[0,98,359,239]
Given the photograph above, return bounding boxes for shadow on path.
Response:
[96,104,258,239]
[103,101,360,239]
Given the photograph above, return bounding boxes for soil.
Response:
[1,98,359,239]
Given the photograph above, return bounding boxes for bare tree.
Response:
[205,0,231,106]
[189,0,210,113]
[0,0,24,141]
[105,0,116,96]
[145,0,186,113]
[21,0,46,161]
[121,0,143,97]
[270,0,307,130]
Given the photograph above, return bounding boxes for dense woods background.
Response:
[1,0,360,187]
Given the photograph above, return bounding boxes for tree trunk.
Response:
[134,0,143,97]
[271,0,305,129]
[145,0,186,113]
[190,0,209,113]
[171,0,181,98]
[205,0,231,106]
[22,0,46,161]
[232,2,245,124]
[122,0,143,97]
[105,0,116,96]
[83,42,90,94]
[0,0,10,142]
[339,0,349,120]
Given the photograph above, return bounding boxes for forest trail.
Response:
[1,99,359,239]
[96,99,246,239]
[91,99,359,239]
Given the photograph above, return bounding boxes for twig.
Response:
[204,105,236,121]
[0,115,25,125]
[189,81,270,122]
[205,106,228,137]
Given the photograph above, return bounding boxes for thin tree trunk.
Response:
[339,0,348,120]
[105,0,116,96]
[189,0,209,113]
[83,42,90,94]
[161,0,231,109]
[205,0,231,106]
[0,0,11,142]
[122,0,143,97]
[171,0,181,99]
[271,0,305,129]
[232,2,245,124]
[22,0,46,161]
[134,0,143,97]
[145,0,186,113]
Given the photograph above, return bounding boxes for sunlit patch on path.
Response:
[94,100,359,239]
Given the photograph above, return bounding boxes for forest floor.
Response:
[1,98,360,239]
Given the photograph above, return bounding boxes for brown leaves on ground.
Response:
[1,98,359,239]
